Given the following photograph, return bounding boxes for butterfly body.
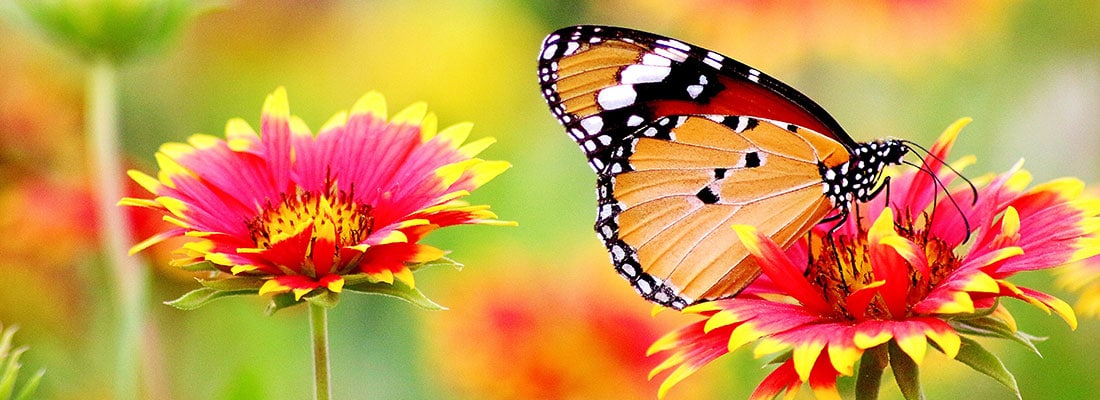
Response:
[539,26,908,309]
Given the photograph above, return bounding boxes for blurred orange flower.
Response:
[422,249,718,400]
[592,0,1018,74]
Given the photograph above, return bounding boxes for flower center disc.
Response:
[248,186,374,251]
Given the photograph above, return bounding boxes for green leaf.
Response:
[305,290,340,309]
[344,280,446,310]
[342,273,377,286]
[0,348,20,400]
[0,325,43,400]
[164,287,257,310]
[954,336,1021,400]
[762,350,793,366]
[409,256,464,272]
[856,344,889,400]
[951,317,1045,355]
[265,293,301,315]
[12,368,43,400]
[179,261,219,272]
[0,346,29,400]
[198,277,264,291]
[0,326,15,360]
[888,341,923,400]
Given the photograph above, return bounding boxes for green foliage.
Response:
[408,257,464,272]
[165,278,263,310]
[0,325,43,400]
[7,0,216,63]
[888,341,923,400]
[953,337,1022,400]
[343,278,446,311]
[164,287,259,310]
[856,345,889,400]
[952,316,1046,356]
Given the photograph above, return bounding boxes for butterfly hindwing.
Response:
[593,115,850,307]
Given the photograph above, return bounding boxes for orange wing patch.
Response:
[611,116,849,302]
[555,42,647,119]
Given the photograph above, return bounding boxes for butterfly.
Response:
[538,25,913,310]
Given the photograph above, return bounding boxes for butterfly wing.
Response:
[538,26,857,308]
[595,115,850,308]
[538,25,856,174]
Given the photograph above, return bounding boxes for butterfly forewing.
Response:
[538,25,855,175]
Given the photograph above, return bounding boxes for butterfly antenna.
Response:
[901,139,978,205]
[901,155,973,243]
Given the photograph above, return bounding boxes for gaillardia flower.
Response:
[649,119,1100,399]
[121,87,511,311]
[1058,235,1100,318]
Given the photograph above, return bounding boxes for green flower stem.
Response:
[310,303,332,400]
[87,57,148,400]
[856,343,890,400]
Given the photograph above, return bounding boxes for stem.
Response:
[310,303,332,400]
[855,344,889,400]
[87,57,148,400]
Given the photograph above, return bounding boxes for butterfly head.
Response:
[822,139,909,207]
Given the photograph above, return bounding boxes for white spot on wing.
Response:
[626,115,644,126]
[653,47,688,62]
[541,44,557,60]
[620,64,671,84]
[686,84,703,98]
[656,38,691,51]
[621,262,636,277]
[597,85,637,110]
[734,117,750,132]
[580,116,604,135]
[748,68,761,83]
[564,41,580,55]
[642,53,672,67]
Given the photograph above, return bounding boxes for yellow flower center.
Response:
[805,215,962,321]
[247,184,374,253]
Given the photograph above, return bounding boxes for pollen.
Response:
[806,214,963,321]
[247,182,374,252]
[895,217,963,295]
[806,235,885,320]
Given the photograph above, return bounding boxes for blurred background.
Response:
[0,0,1097,399]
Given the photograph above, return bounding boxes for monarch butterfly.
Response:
[538,25,915,310]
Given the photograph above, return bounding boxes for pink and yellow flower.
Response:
[649,119,1100,399]
[1058,232,1100,318]
[121,87,511,309]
